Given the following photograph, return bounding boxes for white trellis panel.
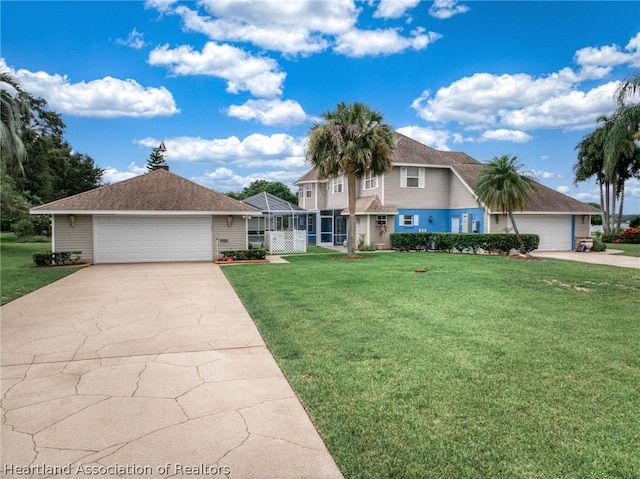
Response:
[265,230,306,254]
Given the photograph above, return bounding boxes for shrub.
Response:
[601,232,621,243]
[220,248,267,261]
[389,233,540,254]
[358,243,377,252]
[12,218,35,238]
[32,251,82,267]
[629,216,640,228]
[590,239,607,252]
[620,227,640,244]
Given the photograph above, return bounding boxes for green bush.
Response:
[629,216,640,228]
[32,251,82,267]
[390,233,540,254]
[221,248,267,261]
[601,232,622,243]
[590,239,607,252]
[12,219,35,238]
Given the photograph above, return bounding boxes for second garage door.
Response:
[94,216,213,263]
[514,214,573,251]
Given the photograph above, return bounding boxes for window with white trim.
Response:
[305,184,312,198]
[401,214,419,226]
[363,171,378,190]
[332,177,344,194]
[376,215,387,226]
[400,167,425,188]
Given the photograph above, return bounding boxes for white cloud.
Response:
[226,99,307,126]
[374,0,420,19]
[148,42,285,97]
[136,133,306,168]
[334,27,441,57]
[3,61,179,118]
[481,129,532,143]
[195,167,304,193]
[116,28,147,49]
[102,162,147,184]
[429,0,469,19]
[556,186,570,194]
[574,32,640,78]
[199,0,358,35]
[396,126,451,151]
[532,170,556,180]
[175,6,328,56]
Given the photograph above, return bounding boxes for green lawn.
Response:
[607,242,640,257]
[0,233,82,305]
[223,253,639,479]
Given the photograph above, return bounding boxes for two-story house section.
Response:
[295,133,596,251]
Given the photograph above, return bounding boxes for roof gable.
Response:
[31,169,258,213]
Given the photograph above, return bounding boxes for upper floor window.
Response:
[400,167,425,188]
[303,184,312,198]
[363,171,378,190]
[332,177,344,194]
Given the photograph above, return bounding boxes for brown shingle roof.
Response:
[30,169,258,214]
[341,196,398,215]
[452,163,600,214]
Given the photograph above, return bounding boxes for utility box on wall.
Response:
[472,220,480,233]
[461,214,472,233]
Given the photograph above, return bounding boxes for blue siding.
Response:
[396,208,485,233]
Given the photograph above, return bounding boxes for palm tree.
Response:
[475,155,537,253]
[0,71,29,174]
[307,102,396,257]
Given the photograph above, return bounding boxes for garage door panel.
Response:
[515,215,572,251]
[95,216,213,263]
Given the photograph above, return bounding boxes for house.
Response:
[294,133,598,251]
[30,168,260,263]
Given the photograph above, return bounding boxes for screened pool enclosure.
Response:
[242,192,308,254]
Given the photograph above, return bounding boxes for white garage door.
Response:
[95,216,213,263]
[514,215,572,251]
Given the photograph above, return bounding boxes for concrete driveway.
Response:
[531,249,640,269]
[1,263,343,479]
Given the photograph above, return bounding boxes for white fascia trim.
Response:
[392,163,449,169]
[509,211,593,216]
[31,210,262,216]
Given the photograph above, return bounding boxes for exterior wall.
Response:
[449,173,478,208]
[299,183,323,210]
[395,208,485,234]
[574,214,591,238]
[53,214,94,262]
[383,166,450,208]
[324,176,348,209]
[354,215,392,249]
[213,216,247,258]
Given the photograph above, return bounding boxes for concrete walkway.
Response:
[531,249,640,269]
[1,263,343,479]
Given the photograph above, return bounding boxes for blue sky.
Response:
[2,1,640,212]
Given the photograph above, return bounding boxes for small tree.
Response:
[146,147,165,172]
[307,102,396,257]
[475,155,537,253]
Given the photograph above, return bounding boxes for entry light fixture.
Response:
[227,216,233,227]
[429,216,433,223]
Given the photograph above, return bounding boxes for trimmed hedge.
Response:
[33,251,82,267]
[390,233,540,254]
[221,248,267,261]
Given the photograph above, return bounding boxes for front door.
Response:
[320,213,333,246]
[334,216,346,246]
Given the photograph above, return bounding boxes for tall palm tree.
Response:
[475,155,537,253]
[0,71,29,174]
[307,102,396,257]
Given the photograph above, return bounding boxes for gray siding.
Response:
[449,173,477,208]
[325,176,348,209]
[384,166,450,208]
[574,215,590,238]
[213,216,247,258]
[53,214,94,262]
[355,215,392,249]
